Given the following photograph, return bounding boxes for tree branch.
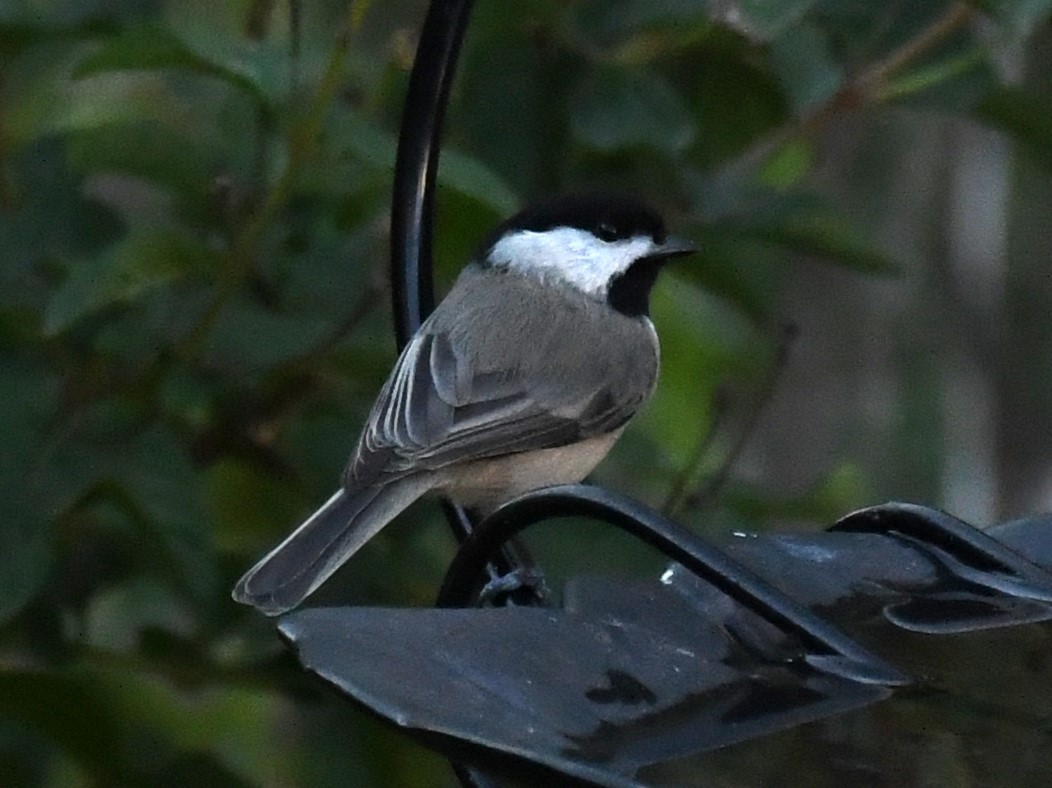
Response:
[730,3,976,176]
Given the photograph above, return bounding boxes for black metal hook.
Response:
[390,0,480,551]
[390,0,474,348]
[832,502,1052,600]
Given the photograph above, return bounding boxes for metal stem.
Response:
[390,0,475,348]
[389,0,481,551]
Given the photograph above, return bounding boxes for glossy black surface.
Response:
[279,508,1052,786]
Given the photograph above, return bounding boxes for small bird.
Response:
[233,193,695,615]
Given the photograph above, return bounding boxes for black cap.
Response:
[479,193,669,257]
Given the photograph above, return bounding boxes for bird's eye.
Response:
[596,222,620,243]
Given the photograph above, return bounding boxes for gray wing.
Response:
[345,268,657,484]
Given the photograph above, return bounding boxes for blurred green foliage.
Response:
[1,0,1051,785]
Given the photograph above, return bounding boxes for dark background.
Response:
[2,1,1051,785]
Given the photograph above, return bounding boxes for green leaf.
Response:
[729,194,898,274]
[678,231,784,323]
[203,295,334,373]
[759,139,815,190]
[436,150,519,216]
[84,578,195,652]
[566,0,713,61]
[0,139,124,286]
[95,666,286,785]
[8,67,190,147]
[644,279,767,460]
[75,25,271,107]
[118,427,219,606]
[433,189,507,280]
[44,230,215,335]
[0,519,52,626]
[0,359,60,624]
[34,408,219,609]
[882,47,996,110]
[325,105,396,168]
[0,665,277,785]
[571,67,695,154]
[683,38,790,167]
[733,0,819,40]
[325,107,520,213]
[209,459,305,552]
[67,121,215,199]
[163,2,293,109]
[0,670,127,782]
[975,86,1052,172]
[455,26,565,197]
[768,24,842,111]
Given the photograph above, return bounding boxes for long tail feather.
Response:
[232,476,431,615]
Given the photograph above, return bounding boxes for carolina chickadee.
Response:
[233,193,695,615]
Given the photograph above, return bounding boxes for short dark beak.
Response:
[653,235,696,260]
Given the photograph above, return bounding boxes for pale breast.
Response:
[440,428,625,514]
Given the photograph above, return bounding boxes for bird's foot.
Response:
[478,567,551,606]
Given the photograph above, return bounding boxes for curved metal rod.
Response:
[389,0,481,550]
[436,484,911,687]
[833,502,1052,590]
[390,0,474,347]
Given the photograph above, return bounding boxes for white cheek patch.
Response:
[488,227,657,298]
